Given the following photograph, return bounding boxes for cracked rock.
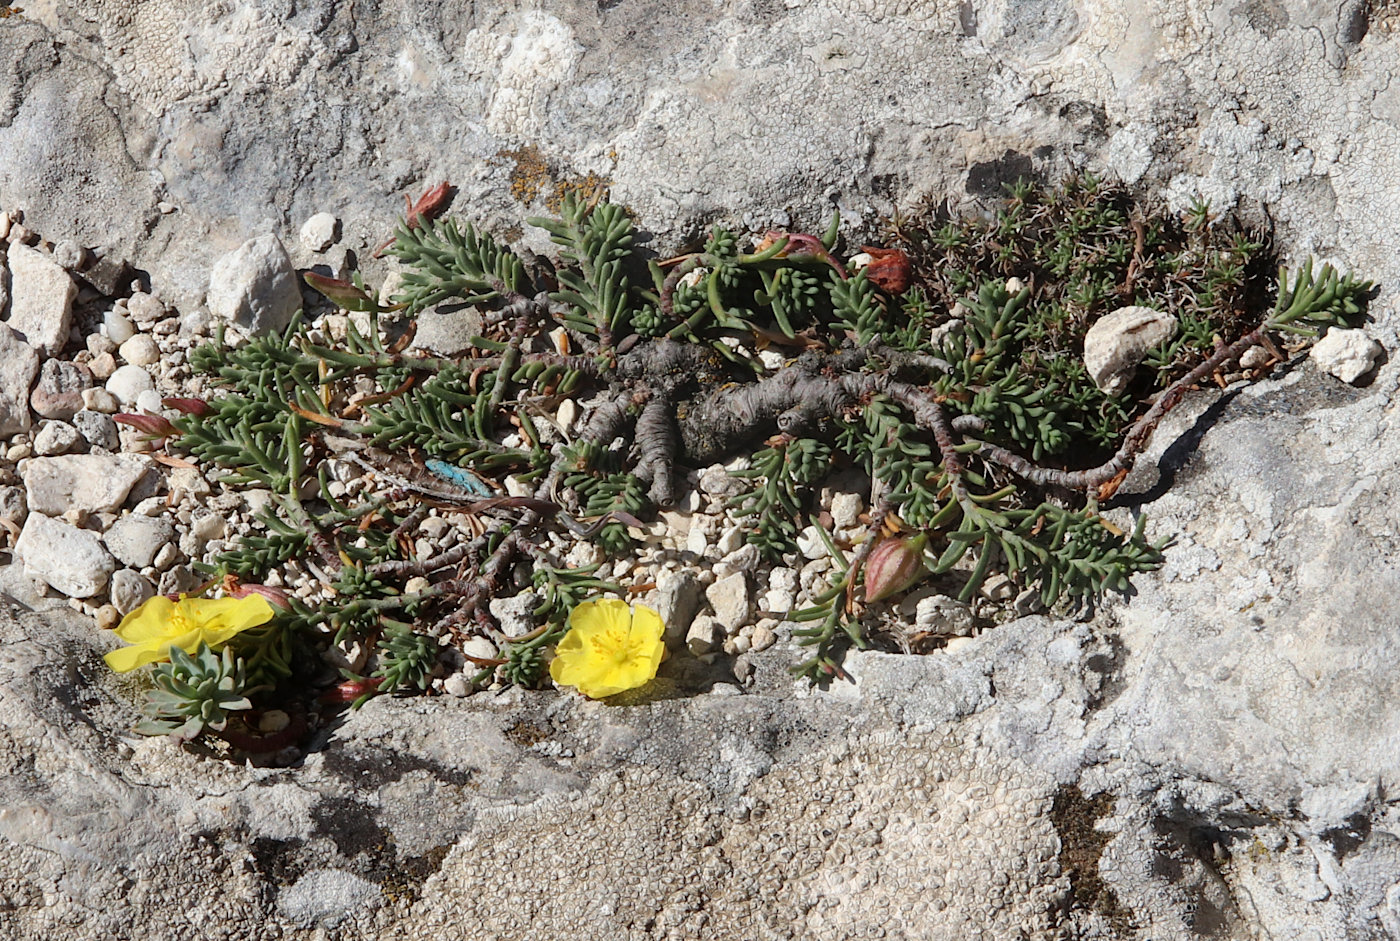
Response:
[15,513,116,598]
[207,235,301,335]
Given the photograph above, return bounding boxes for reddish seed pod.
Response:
[859,246,912,294]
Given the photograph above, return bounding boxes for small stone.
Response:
[698,464,745,497]
[979,573,1016,601]
[830,491,864,530]
[657,570,704,645]
[1310,328,1381,384]
[79,253,131,297]
[105,365,155,405]
[685,524,710,557]
[81,387,120,413]
[443,673,472,697]
[556,399,578,434]
[134,389,164,415]
[151,542,181,571]
[1082,306,1178,395]
[118,334,162,367]
[686,614,724,656]
[51,240,87,271]
[705,571,753,631]
[716,526,744,556]
[795,525,830,560]
[109,569,156,616]
[300,212,340,253]
[750,620,778,652]
[1239,345,1271,370]
[762,586,794,614]
[22,454,149,515]
[914,595,977,636]
[190,512,226,542]
[132,496,169,517]
[94,604,121,631]
[257,710,290,734]
[460,636,498,661]
[720,542,762,573]
[6,443,31,462]
[104,515,176,568]
[180,308,213,338]
[86,333,118,357]
[158,565,202,597]
[207,235,301,335]
[125,292,166,325]
[15,513,117,598]
[488,591,540,638]
[6,243,76,356]
[72,410,119,450]
[33,421,84,456]
[0,485,27,526]
[944,636,975,654]
[30,359,92,420]
[87,352,118,381]
[0,324,40,436]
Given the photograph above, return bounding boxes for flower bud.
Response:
[857,246,912,294]
[302,271,377,312]
[114,411,178,441]
[162,397,213,417]
[227,583,292,609]
[863,532,929,602]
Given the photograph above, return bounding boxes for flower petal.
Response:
[112,596,178,643]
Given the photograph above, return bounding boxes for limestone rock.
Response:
[22,454,149,516]
[0,323,39,436]
[103,515,176,569]
[72,409,119,451]
[1082,306,1178,395]
[104,364,154,405]
[117,333,161,367]
[207,235,301,335]
[299,212,339,253]
[705,571,753,631]
[29,358,91,420]
[14,513,116,597]
[108,568,155,616]
[32,420,84,456]
[1310,327,1381,383]
[5,243,76,356]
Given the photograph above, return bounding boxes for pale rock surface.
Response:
[21,453,148,515]
[0,323,40,436]
[207,234,301,335]
[13,513,115,597]
[4,243,75,356]
[1310,326,1382,383]
[2,0,1400,938]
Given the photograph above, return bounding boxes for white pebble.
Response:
[105,365,154,406]
[119,334,162,367]
[104,310,136,344]
[300,212,340,253]
[1310,327,1381,384]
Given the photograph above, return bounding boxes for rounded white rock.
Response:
[118,334,162,367]
[105,365,154,405]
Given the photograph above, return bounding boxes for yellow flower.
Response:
[549,599,665,699]
[103,594,276,673]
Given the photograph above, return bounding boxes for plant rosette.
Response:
[103,594,277,673]
[549,598,666,699]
